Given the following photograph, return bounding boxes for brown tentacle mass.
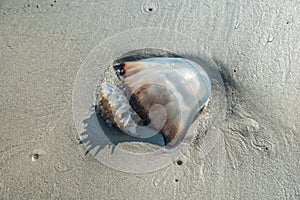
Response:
[163,123,179,144]
[96,95,116,126]
[128,85,151,126]
[123,82,181,144]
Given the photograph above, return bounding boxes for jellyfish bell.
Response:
[97,57,211,147]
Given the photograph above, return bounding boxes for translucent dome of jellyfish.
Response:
[97,57,211,147]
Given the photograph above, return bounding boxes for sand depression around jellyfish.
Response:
[72,28,226,173]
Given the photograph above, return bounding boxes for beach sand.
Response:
[0,0,299,199]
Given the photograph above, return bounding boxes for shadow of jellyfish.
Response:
[79,108,166,157]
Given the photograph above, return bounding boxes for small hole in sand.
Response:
[175,179,179,182]
[148,8,153,12]
[31,153,39,161]
[233,69,237,73]
[265,147,269,151]
[177,160,183,165]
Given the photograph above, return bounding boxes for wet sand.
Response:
[0,0,299,199]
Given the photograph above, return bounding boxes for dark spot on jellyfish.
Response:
[175,179,179,182]
[113,63,126,78]
[31,153,39,161]
[177,160,183,165]
[148,8,153,12]
[141,118,151,126]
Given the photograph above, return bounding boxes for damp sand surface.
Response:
[0,0,299,199]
